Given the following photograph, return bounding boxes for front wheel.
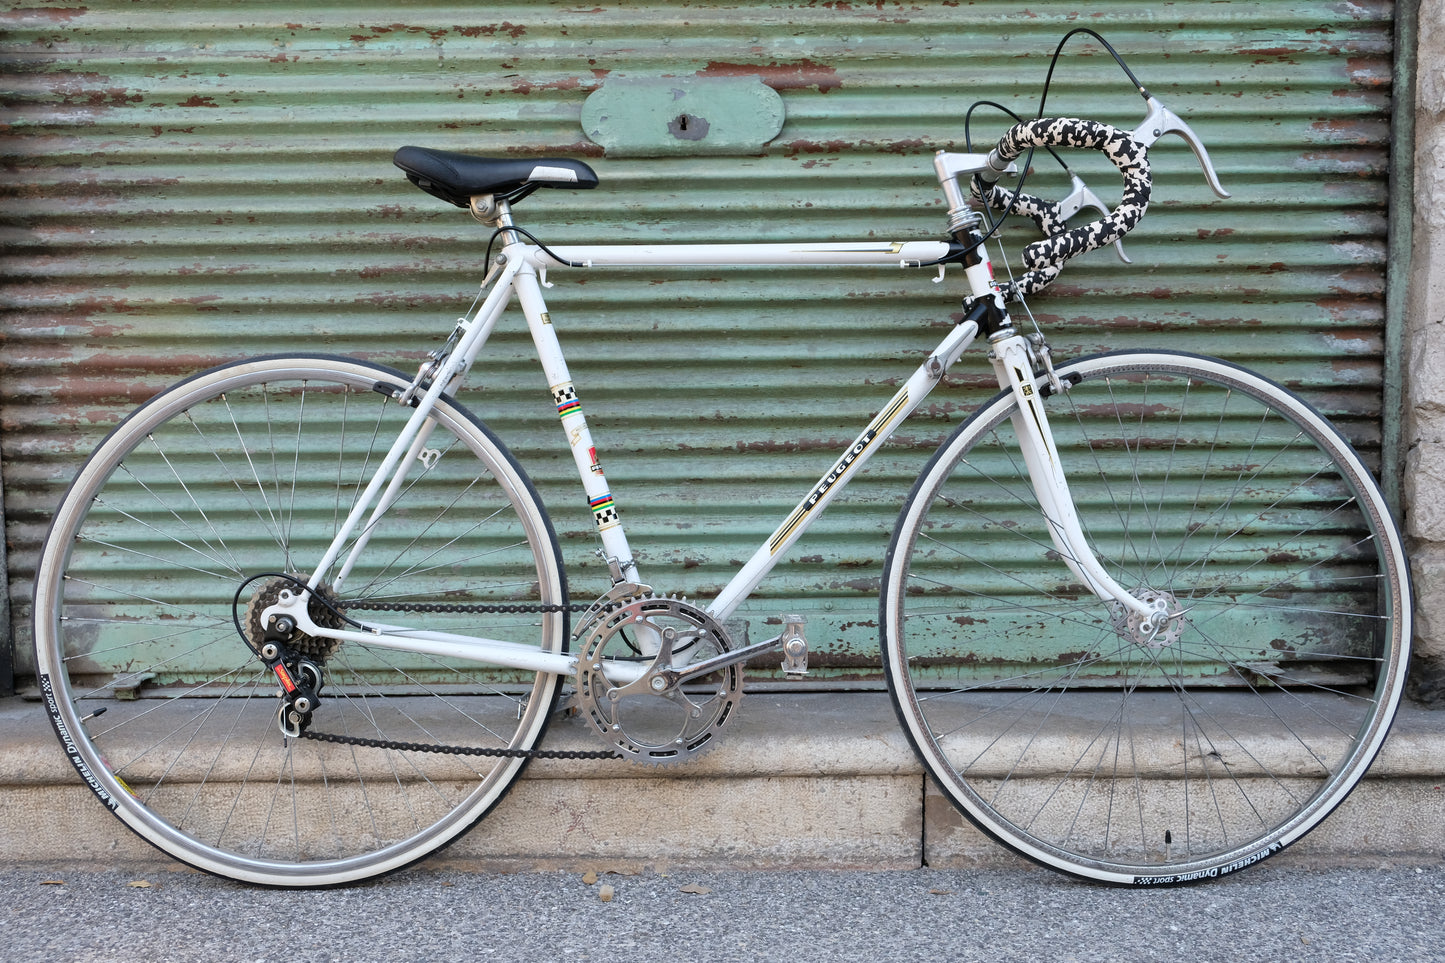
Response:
[881,350,1410,885]
[32,355,569,887]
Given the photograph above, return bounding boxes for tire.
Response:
[880,350,1410,885]
[32,355,569,887]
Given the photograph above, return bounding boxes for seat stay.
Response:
[313,256,523,595]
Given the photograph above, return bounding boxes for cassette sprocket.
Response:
[243,574,346,662]
[573,592,741,765]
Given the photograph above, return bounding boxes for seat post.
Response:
[468,194,515,231]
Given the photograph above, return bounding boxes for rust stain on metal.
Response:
[73,295,142,315]
[502,139,604,157]
[780,138,853,157]
[1320,327,1375,345]
[1330,265,1385,290]
[1344,57,1389,88]
[697,59,840,93]
[1236,46,1300,65]
[2,6,90,22]
[508,75,591,96]
[168,295,223,310]
[350,23,452,44]
[455,23,527,39]
[1316,296,1376,321]
[1309,118,1379,142]
[1299,149,1381,174]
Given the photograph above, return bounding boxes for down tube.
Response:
[707,320,979,622]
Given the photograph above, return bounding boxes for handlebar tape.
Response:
[971,118,1152,301]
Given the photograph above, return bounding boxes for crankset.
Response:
[572,590,812,765]
[573,593,742,765]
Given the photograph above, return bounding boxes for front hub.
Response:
[1111,588,1186,649]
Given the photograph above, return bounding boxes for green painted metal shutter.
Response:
[1,2,1396,682]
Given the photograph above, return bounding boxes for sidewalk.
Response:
[3,691,1443,872]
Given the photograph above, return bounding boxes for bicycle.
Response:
[31,34,1411,888]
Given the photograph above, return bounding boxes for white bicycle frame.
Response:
[261,152,1158,682]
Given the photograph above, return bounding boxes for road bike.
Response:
[31,35,1411,888]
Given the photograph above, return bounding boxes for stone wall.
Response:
[1405,0,1445,702]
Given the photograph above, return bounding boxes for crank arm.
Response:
[669,633,789,684]
[603,629,776,698]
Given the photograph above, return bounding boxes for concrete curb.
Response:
[3,693,1443,874]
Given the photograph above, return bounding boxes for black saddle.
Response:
[393,146,599,208]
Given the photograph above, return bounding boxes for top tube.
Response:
[527,239,957,270]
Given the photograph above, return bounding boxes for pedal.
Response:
[779,614,809,678]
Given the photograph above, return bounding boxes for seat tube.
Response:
[511,262,642,585]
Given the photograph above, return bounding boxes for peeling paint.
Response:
[698,59,841,93]
[2,6,90,23]
[0,2,1400,677]
[455,22,527,40]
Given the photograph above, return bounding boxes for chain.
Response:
[297,727,621,760]
[299,594,620,759]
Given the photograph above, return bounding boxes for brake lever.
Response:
[1057,169,1131,263]
[1131,95,1231,199]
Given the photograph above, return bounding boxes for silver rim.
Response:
[33,356,567,886]
[882,351,1409,884]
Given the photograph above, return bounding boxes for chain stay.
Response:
[295,594,620,759]
[340,599,588,614]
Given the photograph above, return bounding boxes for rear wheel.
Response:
[33,355,569,887]
[881,350,1410,884]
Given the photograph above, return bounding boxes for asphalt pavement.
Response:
[4,860,1443,962]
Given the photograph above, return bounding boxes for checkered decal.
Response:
[588,493,619,529]
[970,118,1152,301]
[552,383,581,419]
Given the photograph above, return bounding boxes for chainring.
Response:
[573,592,742,765]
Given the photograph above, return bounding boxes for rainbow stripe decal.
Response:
[588,492,619,529]
[552,383,581,419]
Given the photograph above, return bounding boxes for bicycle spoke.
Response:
[884,352,1408,884]
[34,357,567,886]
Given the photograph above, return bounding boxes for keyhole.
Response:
[667,113,708,141]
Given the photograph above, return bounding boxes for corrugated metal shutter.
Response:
[1,2,1396,682]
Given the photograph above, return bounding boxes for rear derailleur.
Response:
[256,613,326,739]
